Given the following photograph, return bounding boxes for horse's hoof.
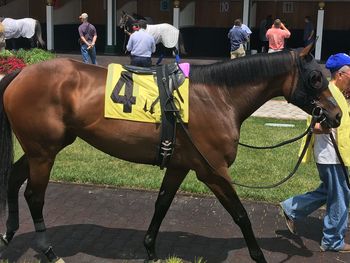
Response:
[52,258,65,263]
[0,234,8,253]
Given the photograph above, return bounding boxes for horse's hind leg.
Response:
[0,155,29,250]
[196,168,267,263]
[144,167,189,262]
[172,47,181,63]
[24,156,62,262]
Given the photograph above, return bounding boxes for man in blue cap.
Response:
[280,53,350,252]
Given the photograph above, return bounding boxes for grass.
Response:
[13,116,318,204]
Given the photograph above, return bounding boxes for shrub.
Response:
[14,48,56,65]
[0,56,26,74]
[0,49,14,58]
[0,48,56,74]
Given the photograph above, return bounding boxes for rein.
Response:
[238,129,309,149]
[231,115,317,189]
[174,106,349,190]
[171,106,320,189]
[329,132,350,189]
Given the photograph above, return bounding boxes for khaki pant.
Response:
[230,44,245,59]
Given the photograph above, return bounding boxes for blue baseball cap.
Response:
[325,53,350,73]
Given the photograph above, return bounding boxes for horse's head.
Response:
[289,44,342,128]
[119,11,141,34]
[119,11,133,31]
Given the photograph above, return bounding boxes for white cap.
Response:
[79,13,88,19]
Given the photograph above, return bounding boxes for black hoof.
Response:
[0,234,9,253]
[44,246,63,262]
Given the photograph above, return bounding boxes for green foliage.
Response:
[166,256,184,263]
[14,117,318,203]
[13,48,56,64]
[0,49,14,58]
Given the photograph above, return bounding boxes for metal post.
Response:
[105,0,117,54]
[173,0,180,51]
[315,4,325,61]
[242,0,250,26]
[173,1,180,29]
[46,4,54,51]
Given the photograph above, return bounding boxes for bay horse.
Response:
[119,11,186,63]
[0,17,45,49]
[0,44,342,262]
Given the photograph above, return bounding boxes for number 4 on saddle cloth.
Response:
[105,63,189,123]
[105,63,190,168]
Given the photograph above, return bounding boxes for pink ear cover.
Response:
[178,63,190,78]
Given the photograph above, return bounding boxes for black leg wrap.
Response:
[0,234,9,246]
[44,246,58,262]
[2,231,15,244]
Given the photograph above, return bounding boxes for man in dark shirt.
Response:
[78,13,97,64]
[227,19,249,59]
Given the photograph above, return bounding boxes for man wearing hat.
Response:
[280,53,350,252]
[78,12,97,64]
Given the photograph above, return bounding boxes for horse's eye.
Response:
[308,70,324,90]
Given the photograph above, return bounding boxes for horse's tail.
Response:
[178,31,186,55]
[34,20,45,48]
[0,70,20,218]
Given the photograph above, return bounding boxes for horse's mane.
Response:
[190,51,296,87]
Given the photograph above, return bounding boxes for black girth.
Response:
[121,63,185,169]
[155,64,184,169]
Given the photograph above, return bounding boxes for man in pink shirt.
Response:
[266,19,291,53]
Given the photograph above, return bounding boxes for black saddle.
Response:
[122,63,180,75]
[123,63,187,169]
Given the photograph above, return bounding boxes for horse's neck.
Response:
[227,78,288,122]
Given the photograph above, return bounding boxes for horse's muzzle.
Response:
[316,107,342,128]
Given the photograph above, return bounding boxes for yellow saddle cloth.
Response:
[105,64,189,123]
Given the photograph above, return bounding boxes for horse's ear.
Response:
[122,10,126,15]
[299,36,318,57]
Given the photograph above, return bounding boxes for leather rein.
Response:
[169,55,350,189]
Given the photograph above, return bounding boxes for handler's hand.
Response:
[312,123,331,134]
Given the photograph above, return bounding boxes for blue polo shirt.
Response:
[227,26,248,51]
[126,29,156,57]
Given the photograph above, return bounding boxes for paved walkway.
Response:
[1,182,350,263]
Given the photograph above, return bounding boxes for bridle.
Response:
[120,14,130,33]
[289,54,329,113]
[235,54,349,189]
[120,14,134,53]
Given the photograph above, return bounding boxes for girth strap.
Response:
[155,64,179,169]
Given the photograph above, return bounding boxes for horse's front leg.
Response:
[0,155,29,251]
[24,156,64,263]
[196,167,267,263]
[144,167,189,262]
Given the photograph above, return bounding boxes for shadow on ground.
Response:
[1,219,324,263]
